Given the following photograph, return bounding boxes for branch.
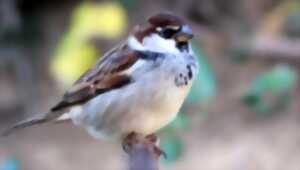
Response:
[126,142,159,170]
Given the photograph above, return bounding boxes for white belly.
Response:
[70,74,191,140]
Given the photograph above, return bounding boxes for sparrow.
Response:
[3,12,198,153]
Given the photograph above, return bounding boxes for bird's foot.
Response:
[145,134,167,159]
[122,132,139,153]
[122,132,167,159]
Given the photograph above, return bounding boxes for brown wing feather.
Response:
[51,43,140,112]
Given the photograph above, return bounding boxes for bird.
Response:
[3,12,198,155]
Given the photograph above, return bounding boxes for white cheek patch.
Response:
[128,34,181,54]
[142,34,180,54]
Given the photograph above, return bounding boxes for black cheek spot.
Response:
[179,73,183,77]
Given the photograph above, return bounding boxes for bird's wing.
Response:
[51,43,142,112]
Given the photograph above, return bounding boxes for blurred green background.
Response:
[0,0,300,169]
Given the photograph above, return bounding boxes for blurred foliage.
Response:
[71,2,127,39]
[50,1,127,86]
[160,135,183,164]
[0,158,20,170]
[243,64,297,116]
[51,43,97,85]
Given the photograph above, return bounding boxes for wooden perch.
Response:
[126,142,160,170]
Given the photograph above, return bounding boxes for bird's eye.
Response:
[158,28,178,39]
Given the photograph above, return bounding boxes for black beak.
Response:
[175,25,194,42]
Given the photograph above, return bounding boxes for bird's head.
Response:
[129,12,194,54]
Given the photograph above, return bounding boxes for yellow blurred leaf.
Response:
[71,2,127,39]
[50,2,127,86]
[51,43,98,86]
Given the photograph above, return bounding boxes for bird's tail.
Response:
[2,113,49,136]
